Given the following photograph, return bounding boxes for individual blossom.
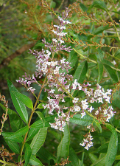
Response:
[72,98,79,103]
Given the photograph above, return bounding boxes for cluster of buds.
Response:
[16,8,115,150]
[0,94,8,134]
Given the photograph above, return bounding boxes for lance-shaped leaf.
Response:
[2,126,29,143]
[74,61,88,83]
[29,155,42,166]
[90,0,107,10]
[69,147,81,166]
[30,127,47,155]
[24,143,32,166]
[112,89,120,109]
[5,140,20,154]
[57,124,70,162]
[27,115,56,141]
[105,124,118,166]
[93,119,102,133]
[70,114,93,126]
[68,50,78,69]
[37,146,56,165]
[7,80,28,123]
[94,25,109,35]
[104,64,118,82]
[12,91,33,109]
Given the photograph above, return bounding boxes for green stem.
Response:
[20,77,47,163]
[73,48,97,64]
[0,159,16,166]
[115,128,120,133]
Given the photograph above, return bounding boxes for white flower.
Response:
[58,16,71,24]
[72,79,79,90]
[88,106,94,113]
[60,58,66,64]
[52,38,58,43]
[97,97,103,103]
[54,66,60,74]
[49,89,55,93]
[74,105,81,112]
[59,39,64,44]
[72,98,79,103]
[81,112,86,118]
[81,99,88,110]
[95,110,99,115]
[112,60,116,65]
[54,25,66,29]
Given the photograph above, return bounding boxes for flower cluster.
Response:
[16,8,115,150]
[80,133,93,150]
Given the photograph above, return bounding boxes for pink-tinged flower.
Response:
[80,133,93,150]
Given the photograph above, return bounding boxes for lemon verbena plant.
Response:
[1,1,120,166]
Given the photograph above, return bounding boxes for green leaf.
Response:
[57,124,70,162]
[36,111,45,127]
[30,127,47,155]
[105,124,118,166]
[27,127,40,142]
[97,62,103,83]
[37,147,56,164]
[91,153,105,166]
[94,25,109,35]
[37,103,44,109]
[70,114,93,126]
[24,143,32,166]
[2,126,29,143]
[104,64,118,82]
[7,80,28,123]
[102,59,114,67]
[74,61,88,83]
[90,0,107,10]
[93,119,102,133]
[29,155,42,166]
[27,115,55,141]
[80,2,88,12]
[89,153,98,163]
[95,143,108,153]
[114,49,120,58]
[112,89,120,109]
[69,147,81,166]
[114,161,120,166]
[5,140,20,154]
[50,1,56,8]
[96,49,104,61]
[13,91,33,109]
[68,50,78,69]
[115,155,120,160]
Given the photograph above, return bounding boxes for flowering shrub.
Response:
[0,1,120,166]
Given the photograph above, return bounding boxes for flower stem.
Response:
[20,77,47,163]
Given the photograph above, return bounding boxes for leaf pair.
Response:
[7,80,33,123]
